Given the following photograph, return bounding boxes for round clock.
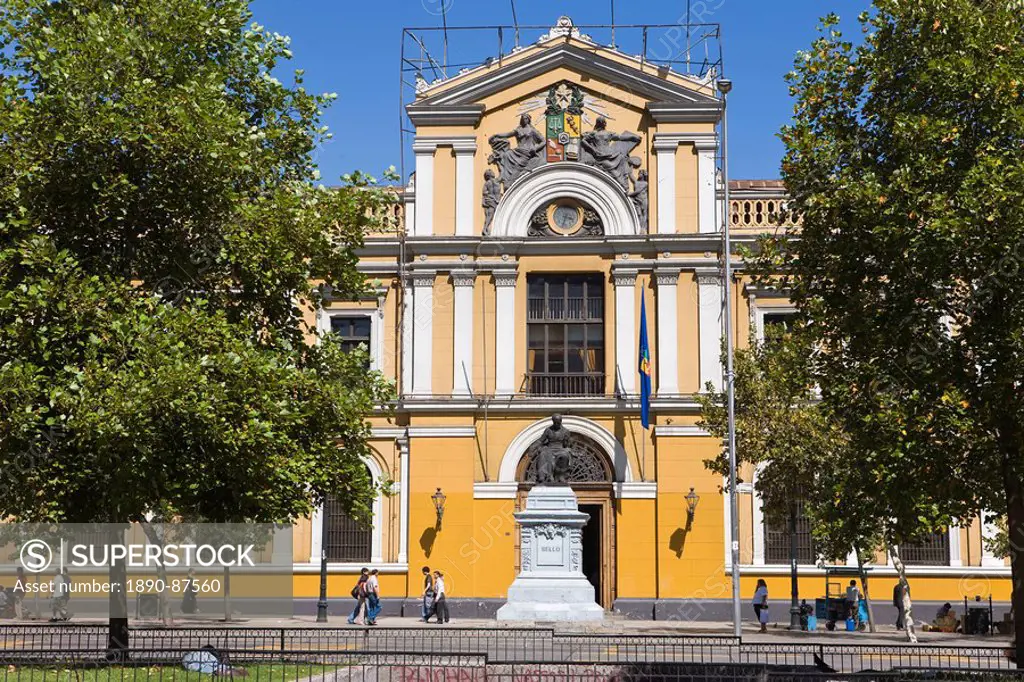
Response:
[546,200,584,235]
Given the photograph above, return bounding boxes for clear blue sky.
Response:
[250,0,867,183]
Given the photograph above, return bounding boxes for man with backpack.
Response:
[346,567,369,625]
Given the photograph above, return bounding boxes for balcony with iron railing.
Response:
[523,372,606,397]
[527,297,604,321]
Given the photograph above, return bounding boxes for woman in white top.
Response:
[432,571,449,624]
[752,578,768,632]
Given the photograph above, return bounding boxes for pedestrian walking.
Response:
[420,566,434,622]
[365,569,381,626]
[50,568,70,621]
[752,578,768,633]
[892,581,908,630]
[347,568,369,625]
[432,570,449,624]
[12,567,26,620]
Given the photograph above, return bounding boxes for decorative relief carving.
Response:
[535,523,567,541]
[520,531,532,571]
[612,271,638,288]
[493,271,518,288]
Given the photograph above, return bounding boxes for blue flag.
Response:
[638,295,652,429]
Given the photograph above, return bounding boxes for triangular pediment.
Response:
[407,42,721,125]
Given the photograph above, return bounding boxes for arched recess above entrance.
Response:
[487,162,642,238]
[497,415,633,484]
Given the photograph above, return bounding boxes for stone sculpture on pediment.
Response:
[488,113,545,192]
[580,116,642,193]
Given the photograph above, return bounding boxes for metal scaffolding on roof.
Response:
[396,17,724,184]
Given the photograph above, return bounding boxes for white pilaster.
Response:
[654,268,680,395]
[949,525,963,567]
[453,140,477,236]
[411,271,435,396]
[752,487,765,566]
[401,279,414,395]
[723,477,733,569]
[397,437,410,564]
[613,270,637,395]
[696,270,724,392]
[695,139,718,233]
[411,140,435,236]
[653,140,677,235]
[982,512,1003,567]
[494,269,517,395]
[452,270,476,396]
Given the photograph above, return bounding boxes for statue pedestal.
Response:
[496,486,604,622]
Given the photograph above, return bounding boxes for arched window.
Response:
[518,433,613,484]
[323,463,373,562]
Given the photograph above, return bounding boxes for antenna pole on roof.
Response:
[441,1,449,76]
[610,0,616,48]
[686,0,692,71]
[509,0,520,48]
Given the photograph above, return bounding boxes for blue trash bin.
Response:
[806,615,818,631]
[845,617,856,631]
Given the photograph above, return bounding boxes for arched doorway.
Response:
[515,433,616,609]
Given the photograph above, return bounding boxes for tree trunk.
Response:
[1002,452,1024,667]
[788,502,801,629]
[138,520,172,625]
[223,565,232,622]
[889,544,918,643]
[106,550,129,661]
[856,550,876,633]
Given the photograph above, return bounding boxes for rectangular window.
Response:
[764,501,817,565]
[330,315,372,366]
[761,312,795,345]
[900,533,950,566]
[323,494,372,562]
[526,274,604,396]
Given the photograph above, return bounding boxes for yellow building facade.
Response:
[294,18,1011,620]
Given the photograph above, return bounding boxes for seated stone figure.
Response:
[532,414,573,485]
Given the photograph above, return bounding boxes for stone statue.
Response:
[488,114,545,191]
[531,414,573,485]
[629,168,649,230]
[580,116,642,192]
[482,169,500,235]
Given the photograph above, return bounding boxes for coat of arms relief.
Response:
[482,81,649,236]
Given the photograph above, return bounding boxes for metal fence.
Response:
[0,625,1020,680]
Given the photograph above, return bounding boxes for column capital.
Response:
[413,135,477,153]
[612,269,638,287]
[694,269,722,286]
[654,268,682,286]
[451,270,477,287]
[652,132,718,151]
[410,270,437,287]
[493,269,518,288]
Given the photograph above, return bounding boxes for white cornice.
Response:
[293,563,409,574]
[737,564,1012,578]
[615,482,658,499]
[405,105,484,127]
[647,102,722,123]
[406,425,477,438]
[655,425,710,437]
[473,482,519,499]
[370,427,407,439]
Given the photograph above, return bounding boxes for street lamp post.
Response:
[789,503,802,629]
[717,76,742,639]
[316,502,329,623]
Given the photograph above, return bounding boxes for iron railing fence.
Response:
[2,649,1024,681]
[0,622,1015,671]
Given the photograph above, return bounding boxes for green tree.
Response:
[0,0,394,654]
[699,320,857,627]
[765,0,1024,653]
